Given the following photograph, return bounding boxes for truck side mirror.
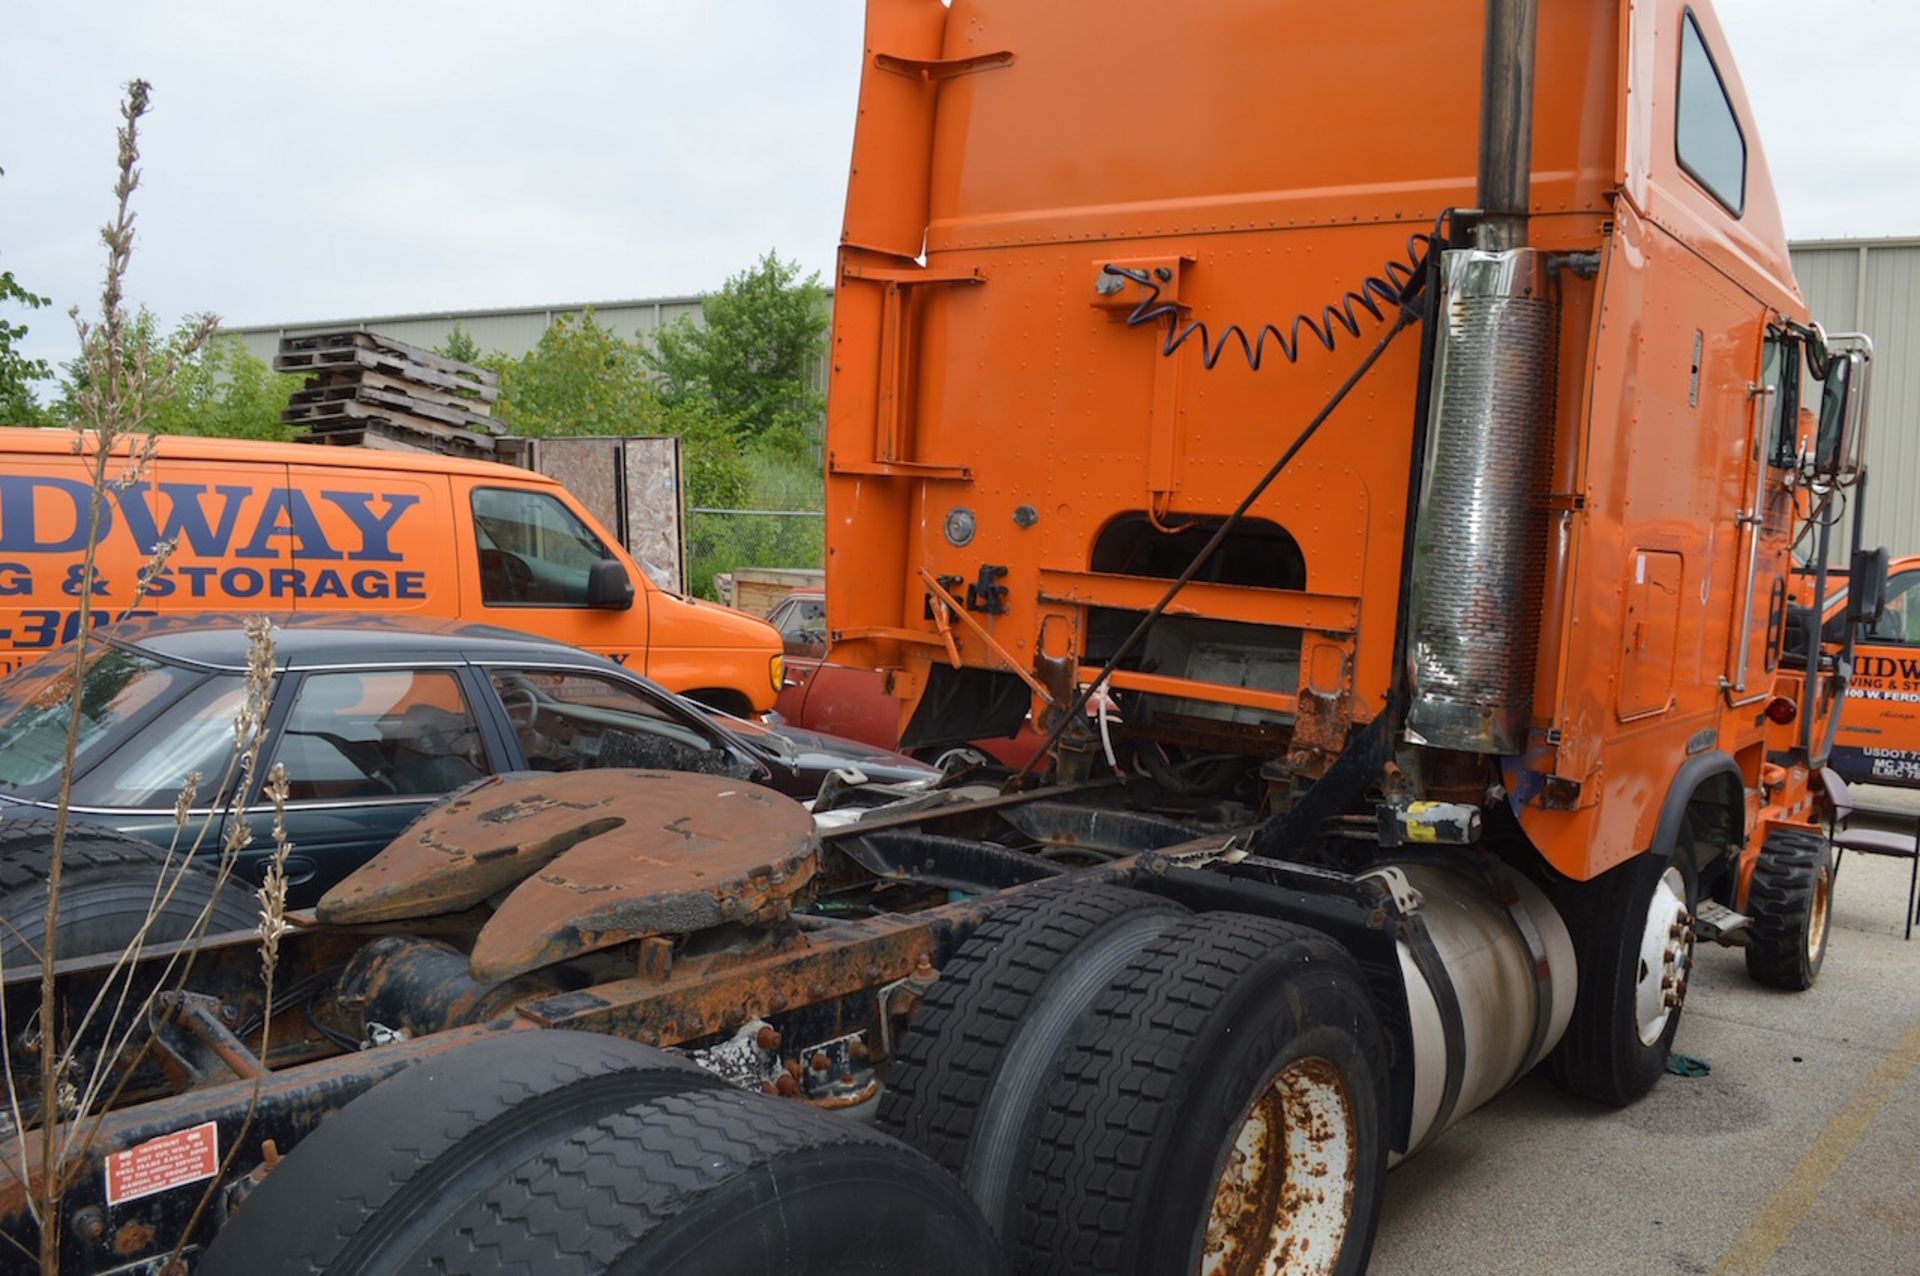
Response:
[1848,546,1890,630]
[1812,339,1872,486]
[586,559,635,610]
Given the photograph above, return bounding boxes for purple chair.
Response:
[1818,768,1919,941]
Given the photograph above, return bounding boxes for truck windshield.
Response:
[0,647,202,799]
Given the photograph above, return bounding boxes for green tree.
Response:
[436,321,481,364]
[643,250,829,455]
[492,310,748,510]
[0,258,54,425]
[52,308,300,440]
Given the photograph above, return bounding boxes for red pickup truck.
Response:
[768,590,1042,768]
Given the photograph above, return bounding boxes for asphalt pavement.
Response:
[1371,787,1920,1274]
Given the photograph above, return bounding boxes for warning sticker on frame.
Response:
[104,1121,219,1206]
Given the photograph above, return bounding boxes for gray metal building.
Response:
[226,234,1917,549]
[228,295,710,369]
[1788,237,1918,557]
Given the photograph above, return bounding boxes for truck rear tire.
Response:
[1744,828,1832,990]
[1547,844,1696,1106]
[410,1085,1007,1275]
[878,882,1188,1245]
[1015,913,1390,1276]
[0,824,258,966]
[201,1030,727,1275]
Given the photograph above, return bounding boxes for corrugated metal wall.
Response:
[1789,238,1919,557]
[228,298,709,367]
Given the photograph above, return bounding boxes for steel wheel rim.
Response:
[1634,866,1693,1047]
[1809,862,1832,963]
[1200,1056,1354,1276]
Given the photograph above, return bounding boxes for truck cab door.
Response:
[1725,328,1799,705]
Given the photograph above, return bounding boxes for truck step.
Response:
[1694,900,1752,946]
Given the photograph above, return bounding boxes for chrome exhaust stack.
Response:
[1402,0,1555,757]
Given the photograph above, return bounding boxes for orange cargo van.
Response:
[0,427,784,713]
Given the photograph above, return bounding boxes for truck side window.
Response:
[1762,332,1800,469]
[1870,574,1920,645]
[1676,11,1746,215]
[471,488,614,607]
[273,671,490,801]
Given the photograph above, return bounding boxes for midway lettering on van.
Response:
[0,479,425,600]
[1856,655,1920,683]
[0,478,420,560]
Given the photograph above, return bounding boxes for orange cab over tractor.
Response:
[0,2,1884,1272]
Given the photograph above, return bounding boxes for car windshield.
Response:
[0,646,204,798]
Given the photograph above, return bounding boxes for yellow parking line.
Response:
[1713,1014,1920,1275]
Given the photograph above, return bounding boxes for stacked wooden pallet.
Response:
[274,331,524,461]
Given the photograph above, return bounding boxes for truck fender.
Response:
[1650,751,1745,873]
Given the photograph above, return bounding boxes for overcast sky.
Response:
[3,1,1915,380]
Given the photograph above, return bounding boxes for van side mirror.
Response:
[1848,546,1890,630]
[586,559,635,610]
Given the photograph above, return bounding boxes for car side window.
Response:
[471,487,612,607]
[273,670,490,801]
[1869,573,1920,645]
[69,675,254,808]
[487,667,748,777]
[774,598,828,657]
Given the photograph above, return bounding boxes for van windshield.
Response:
[0,647,202,799]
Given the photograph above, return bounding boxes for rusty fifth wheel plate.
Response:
[318,770,633,925]
[465,773,817,981]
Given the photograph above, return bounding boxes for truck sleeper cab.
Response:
[0,428,784,713]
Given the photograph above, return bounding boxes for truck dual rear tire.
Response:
[203,1030,1003,1276]
[0,818,258,966]
[882,886,1389,1276]
[1744,828,1833,990]
[878,879,1190,1241]
[1548,844,1697,1106]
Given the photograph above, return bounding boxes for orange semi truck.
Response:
[0,1,1882,1272]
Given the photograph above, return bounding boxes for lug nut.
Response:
[810,1051,831,1073]
[755,1025,782,1052]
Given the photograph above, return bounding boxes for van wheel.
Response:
[1744,828,1833,990]
[0,828,257,966]
[878,882,1188,1246]
[1015,913,1390,1276]
[1548,844,1696,1106]
[684,688,753,718]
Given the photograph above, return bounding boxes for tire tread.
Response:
[1745,828,1829,989]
